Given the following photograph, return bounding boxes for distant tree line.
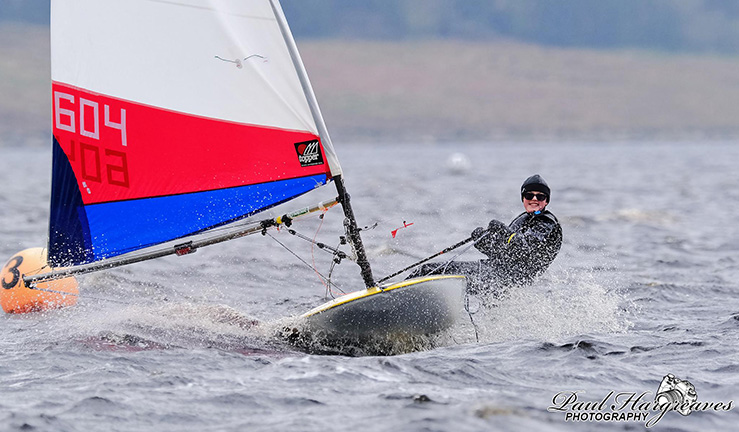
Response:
[281,0,739,53]
[0,0,48,25]
[3,0,738,53]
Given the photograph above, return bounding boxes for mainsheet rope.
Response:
[264,231,344,296]
[409,232,493,343]
[264,206,348,297]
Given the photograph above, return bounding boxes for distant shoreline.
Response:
[2,24,738,146]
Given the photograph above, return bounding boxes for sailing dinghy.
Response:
[0,0,466,351]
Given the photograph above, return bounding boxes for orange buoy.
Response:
[1,247,78,314]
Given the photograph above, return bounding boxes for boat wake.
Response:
[67,302,293,355]
[452,266,633,345]
[52,259,632,357]
[63,296,457,357]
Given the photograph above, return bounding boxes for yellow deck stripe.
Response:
[300,274,466,318]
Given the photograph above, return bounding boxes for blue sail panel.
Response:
[49,165,328,266]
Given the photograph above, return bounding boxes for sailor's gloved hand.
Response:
[487,219,507,235]
[471,227,487,240]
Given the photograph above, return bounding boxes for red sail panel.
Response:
[52,82,331,205]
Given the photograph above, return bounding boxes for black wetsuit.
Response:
[410,210,562,295]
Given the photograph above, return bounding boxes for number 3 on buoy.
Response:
[2,256,23,290]
[1,248,79,314]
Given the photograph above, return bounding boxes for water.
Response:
[1,142,738,431]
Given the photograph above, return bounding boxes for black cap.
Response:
[521,174,550,200]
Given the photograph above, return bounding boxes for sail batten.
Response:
[49,0,342,267]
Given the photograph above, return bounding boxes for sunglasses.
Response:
[523,192,548,201]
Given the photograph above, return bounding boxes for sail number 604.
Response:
[54,91,127,146]
[54,91,130,188]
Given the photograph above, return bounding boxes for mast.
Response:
[269,0,375,288]
[333,175,376,288]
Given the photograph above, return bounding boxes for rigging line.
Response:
[424,241,479,276]
[310,208,346,298]
[286,229,349,259]
[286,198,344,260]
[264,232,343,292]
[418,231,492,278]
[325,257,336,299]
[325,239,348,299]
[312,209,329,293]
[464,292,480,343]
[378,231,491,283]
[23,263,51,277]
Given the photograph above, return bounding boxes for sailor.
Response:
[410,174,562,296]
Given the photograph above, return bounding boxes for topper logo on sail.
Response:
[294,140,324,167]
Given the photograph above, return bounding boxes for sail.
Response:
[48,0,342,266]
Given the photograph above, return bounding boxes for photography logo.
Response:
[656,374,697,416]
[548,373,733,428]
[294,140,324,167]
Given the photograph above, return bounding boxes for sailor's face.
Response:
[523,192,548,213]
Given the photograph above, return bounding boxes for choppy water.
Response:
[1,142,738,431]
